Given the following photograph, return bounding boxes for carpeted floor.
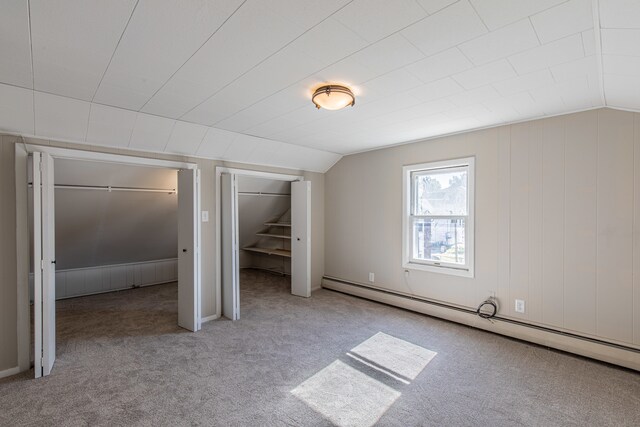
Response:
[1,269,639,426]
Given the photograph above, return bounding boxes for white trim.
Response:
[201,314,219,323]
[215,166,303,318]
[402,157,475,278]
[322,278,640,371]
[592,0,606,105]
[15,143,30,372]
[23,144,197,170]
[0,366,21,379]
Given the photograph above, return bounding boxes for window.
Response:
[403,157,474,277]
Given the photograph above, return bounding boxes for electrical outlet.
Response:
[201,211,209,222]
[368,272,375,282]
[515,299,525,313]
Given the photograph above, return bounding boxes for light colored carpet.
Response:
[1,269,639,426]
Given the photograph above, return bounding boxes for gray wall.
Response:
[0,135,325,374]
[325,108,640,349]
[52,159,178,270]
[237,176,291,274]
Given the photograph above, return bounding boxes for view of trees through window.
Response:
[412,168,468,265]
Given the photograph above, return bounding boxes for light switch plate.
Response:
[202,211,209,222]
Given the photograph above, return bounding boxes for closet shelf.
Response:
[256,233,291,239]
[242,247,291,258]
[264,222,291,227]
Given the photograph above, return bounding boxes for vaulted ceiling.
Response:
[0,0,638,172]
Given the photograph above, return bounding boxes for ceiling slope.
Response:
[0,0,638,170]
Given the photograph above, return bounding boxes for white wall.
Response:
[325,108,640,349]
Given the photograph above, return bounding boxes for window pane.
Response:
[412,218,465,265]
[413,168,467,215]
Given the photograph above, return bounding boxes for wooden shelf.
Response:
[264,222,291,227]
[242,247,291,258]
[256,233,291,239]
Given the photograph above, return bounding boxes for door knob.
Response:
[297,238,300,241]
[183,249,187,253]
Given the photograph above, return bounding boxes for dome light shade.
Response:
[312,85,355,110]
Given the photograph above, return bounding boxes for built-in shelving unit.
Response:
[242,213,291,259]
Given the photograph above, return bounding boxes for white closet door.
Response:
[291,180,311,298]
[221,173,239,320]
[33,152,56,378]
[178,168,200,331]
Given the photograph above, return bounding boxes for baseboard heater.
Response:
[322,276,640,372]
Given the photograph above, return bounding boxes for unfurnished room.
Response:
[0,1,639,426]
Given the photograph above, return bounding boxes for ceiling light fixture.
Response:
[312,85,355,110]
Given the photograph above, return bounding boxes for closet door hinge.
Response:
[40,259,44,270]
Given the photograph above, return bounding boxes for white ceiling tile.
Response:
[334,0,427,42]
[246,138,286,167]
[452,60,516,89]
[446,85,501,107]
[140,1,342,119]
[604,73,640,110]
[601,29,640,56]
[411,78,464,102]
[599,0,640,29]
[582,29,596,56]
[330,34,424,83]
[459,19,539,65]
[196,127,236,159]
[508,34,585,74]
[30,0,136,101]
[128,113,175,151]
[603,54,640,76]
[85,103,137,147]
[415,0,458,15]
[0,0,32,88]
[530,0,593,44]
[164,121,208,155]
[0,83,34,134]
[182,18,367,125]
[492,69,555,96]
[444,104,490,119]
[93,0,244,110]
[359,69,423,102]
[221,136,259,162]
[469,0,566,30]
[401,1,487,57]
[34,91,90,141]
[406,48,473,83]
[550,55,598,82]
[530,76,598,112]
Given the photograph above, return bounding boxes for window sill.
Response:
[403,262,474,278]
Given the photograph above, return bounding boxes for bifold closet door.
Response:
[178,168,201,332]
[32,152,56,378]
[291,180,311,298]
[221,173,240,320]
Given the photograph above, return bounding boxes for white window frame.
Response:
[402,157,475,278]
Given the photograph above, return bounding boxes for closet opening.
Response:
[20,146,201,379]
[216,167,311,321]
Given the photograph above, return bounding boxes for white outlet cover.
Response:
[369,272,375,282]
[202,211,209,222]
[515,299,525,313]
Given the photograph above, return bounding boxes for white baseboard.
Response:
[201,314,218,323]
[322,277,640,372]
[0,366,20,379]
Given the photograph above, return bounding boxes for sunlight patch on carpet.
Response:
[350,332,436,380]
[291,360,400,427]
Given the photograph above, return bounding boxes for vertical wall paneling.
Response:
[634,114,640,345]
[541,117,565,327]
[510,123,531,320]
[563,111,598,335]
[528,123,543,323]
[497,126,511,316]
[596,110,634,343]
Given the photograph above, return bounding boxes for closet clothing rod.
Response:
[28,183,176,194]
[238,191,290,197]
